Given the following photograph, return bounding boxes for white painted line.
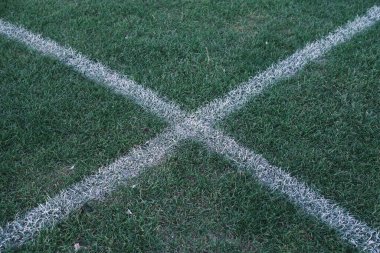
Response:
[0,19,188,125]
[0,127,188,250]
[1,5,380,252]
[195,5,380,124]
[188,122,380,253]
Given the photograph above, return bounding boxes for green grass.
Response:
[0,37,166,226]
[1,0,378,110]
[223,24,380,230]
[14,143,353,253]
[1,0,380,252]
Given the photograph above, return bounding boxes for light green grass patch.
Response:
[0,37,166,225]
[223,24,380,230]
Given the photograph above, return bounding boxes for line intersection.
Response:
[1,5,380,252]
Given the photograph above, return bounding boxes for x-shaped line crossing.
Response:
[1,5,380,252]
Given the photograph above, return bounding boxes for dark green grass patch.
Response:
[0,37,166,225]
[1,1,380,251]
[1,0,378,109]
[12,142,353,252]
[223,24,380,230]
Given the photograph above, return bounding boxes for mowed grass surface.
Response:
[223,25,380,230]
[1,0,380,252]
[0,0,378,109]
[0,37,166,226]
[14,143,352,253]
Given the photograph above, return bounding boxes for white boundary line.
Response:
[190,123,380,253]
[0,19,187,125]
[0,127,188,249]
[1,5,380,252]
[195,5,380,124]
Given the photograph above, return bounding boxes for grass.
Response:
[0,0,378,110]
[14,143,353,252]
[223,24,380,230]
[1,0,379,252]
[0,37,166,226]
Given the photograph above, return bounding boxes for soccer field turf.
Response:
[1,1,379,252]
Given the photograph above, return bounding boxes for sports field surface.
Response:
[1,1,380,252]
